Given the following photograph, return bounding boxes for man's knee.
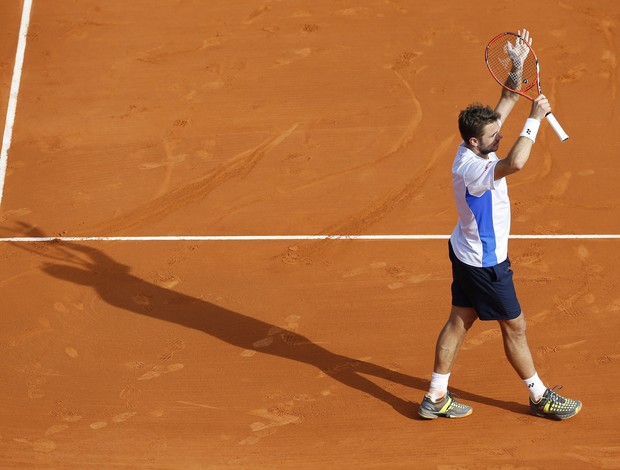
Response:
[499,312,527,338]
[449,305,478,331]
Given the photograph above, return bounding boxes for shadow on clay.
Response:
[8,223,529,419]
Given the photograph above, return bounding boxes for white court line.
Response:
[1,234,620,243]
[0,0,33,208]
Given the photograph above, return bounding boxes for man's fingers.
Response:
[521,28,533,47]
[534,95,551,113]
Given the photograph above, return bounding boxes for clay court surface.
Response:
[1,1,620,468]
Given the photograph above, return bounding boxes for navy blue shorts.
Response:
[449,241,521,321]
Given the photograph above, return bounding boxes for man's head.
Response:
[458,104,503,156]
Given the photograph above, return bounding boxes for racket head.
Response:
[485,32,540,100]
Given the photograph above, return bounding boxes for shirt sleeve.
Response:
[462,158,499,197]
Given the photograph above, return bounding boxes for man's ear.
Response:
[468,137,479,148]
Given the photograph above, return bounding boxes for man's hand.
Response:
[530,94,551,121]
[506,29,532,69]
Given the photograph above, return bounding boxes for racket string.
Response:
[486,38,538,95]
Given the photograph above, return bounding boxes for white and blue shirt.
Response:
[450,142,510,268]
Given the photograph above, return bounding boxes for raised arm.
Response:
[494,94,551,180]
[494,29,532,122]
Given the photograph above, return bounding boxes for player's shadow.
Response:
[12,227,529,419]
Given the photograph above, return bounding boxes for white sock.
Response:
[428,372,451,401]
[523,372,547,401]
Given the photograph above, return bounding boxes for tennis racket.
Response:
[485,31,569,142]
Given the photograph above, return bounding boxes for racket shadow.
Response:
[15,229,528,419]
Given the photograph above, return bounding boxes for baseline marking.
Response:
[1,234,619,243]
[0,0,33,208]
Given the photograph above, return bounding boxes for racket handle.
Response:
[545,112,569,142]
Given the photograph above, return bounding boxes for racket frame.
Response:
[485,32,569,142]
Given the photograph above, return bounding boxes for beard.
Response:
[479,141,499,155]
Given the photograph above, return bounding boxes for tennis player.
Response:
[418,30,581,420]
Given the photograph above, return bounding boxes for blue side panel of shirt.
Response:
[465,188,497,266]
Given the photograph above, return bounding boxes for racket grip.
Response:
[545,112,569,142]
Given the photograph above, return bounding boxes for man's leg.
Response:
[498,312,536,380]
[418,306,477,419]
[499,312,582,419]
[499,313,547,399]
[433,305,478,374]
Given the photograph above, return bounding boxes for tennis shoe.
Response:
[418,391,473,420]
[529,386,582,420]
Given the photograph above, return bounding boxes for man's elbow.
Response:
[494,161,523,179]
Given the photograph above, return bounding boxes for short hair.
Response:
[458,104,501,142]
